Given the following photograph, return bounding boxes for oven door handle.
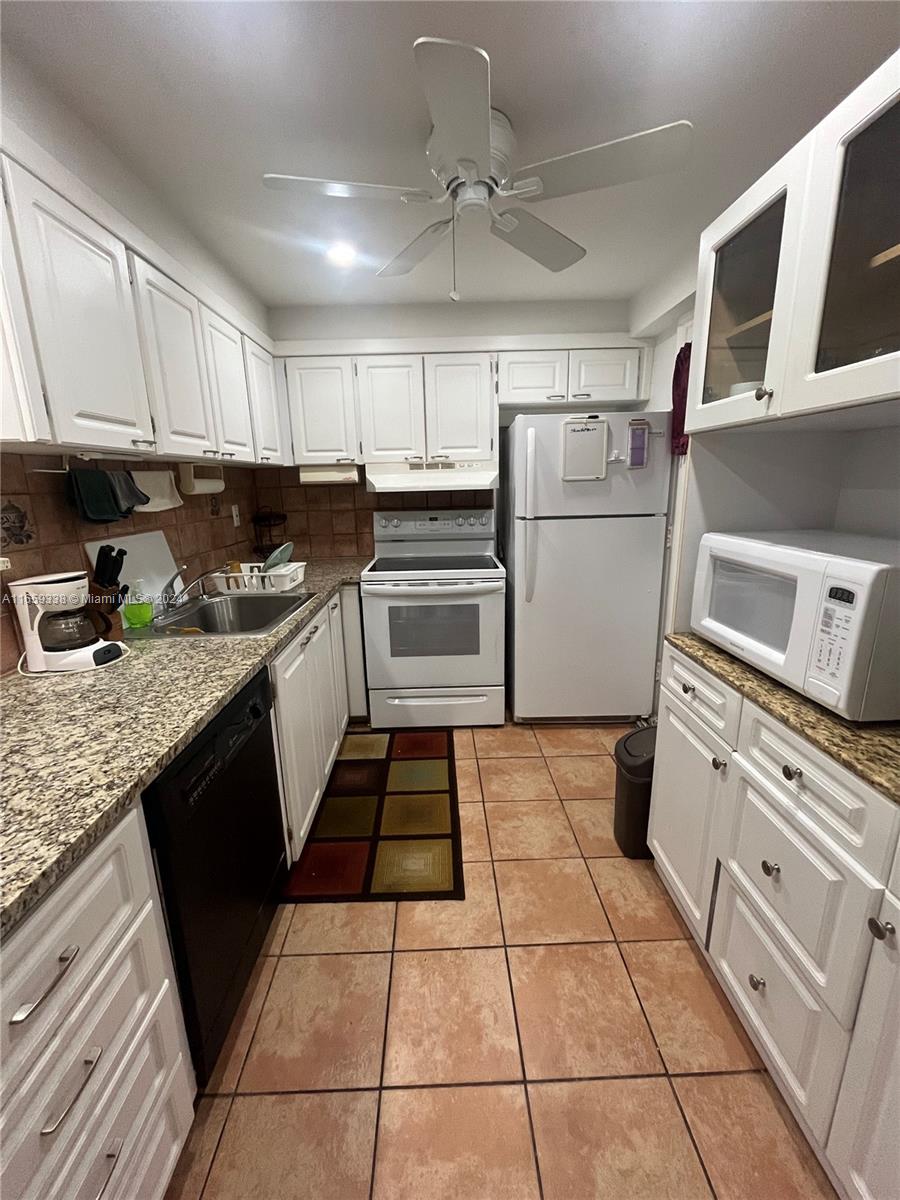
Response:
[360,582,505,598]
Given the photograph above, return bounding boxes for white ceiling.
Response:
[1,2,896,309]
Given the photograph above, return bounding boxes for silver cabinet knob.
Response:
[868,917,897,941]
[761,860,781,878]
[754,385,774,402]
[681,683,695,695]
[711,756,726,772]
[781,764,802,782]
[748,973,766,992]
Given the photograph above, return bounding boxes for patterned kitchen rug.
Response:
[283,728,465,903]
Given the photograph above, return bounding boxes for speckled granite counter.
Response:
[667,633,900,803]
[0,558,369,935]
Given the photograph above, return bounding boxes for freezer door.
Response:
[511,515,666,719]
[510,412,671,517]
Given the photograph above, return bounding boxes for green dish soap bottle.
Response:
[123,578,154,629]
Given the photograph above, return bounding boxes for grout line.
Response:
[367,900,398,1200]
[196,1093,236,1200]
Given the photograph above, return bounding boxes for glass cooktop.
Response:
[370,555,499,573]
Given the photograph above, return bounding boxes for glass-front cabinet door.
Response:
[783,56,900,415]
[685,140,811,433]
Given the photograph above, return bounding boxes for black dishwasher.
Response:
[143,668,286,1086]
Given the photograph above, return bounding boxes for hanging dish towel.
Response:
[671,341,692,456]
[65,469,126,522]
[131,470,184,512]
[108,471,150,514]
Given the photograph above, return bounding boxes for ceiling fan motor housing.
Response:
[425,108,517,193]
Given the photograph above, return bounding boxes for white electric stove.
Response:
[360,510,506,728]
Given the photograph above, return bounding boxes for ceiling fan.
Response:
[264,37,693,282]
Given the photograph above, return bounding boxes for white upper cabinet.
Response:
[131,256,217,458]
[0,200,50,443]
[782,56,900,416]
[200,306,255,462]
[356,354,426,462]
[498,350,569,405]
[685,139,811,433]
[568,349,641,405]
[424,353,495,461]
[287,356,358,464]
[3,160,155,451]
[243,340,287,464]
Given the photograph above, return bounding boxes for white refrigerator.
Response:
[504,411,672,720]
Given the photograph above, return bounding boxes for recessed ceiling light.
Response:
[326,241,356,267]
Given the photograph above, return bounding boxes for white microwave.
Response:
[692,531,900,722]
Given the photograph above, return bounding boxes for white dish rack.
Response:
[211,562,307,593]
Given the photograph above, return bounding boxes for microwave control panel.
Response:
[811,578,860,685]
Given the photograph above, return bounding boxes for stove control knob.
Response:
[468,516,477,525]
[379,519,388,528]
[391,518,401,528]
[455,517,466,527]
[479,516,488,526]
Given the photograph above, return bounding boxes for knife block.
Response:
[87,581,125,641]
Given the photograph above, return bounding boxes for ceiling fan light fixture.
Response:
[326,241,357,267]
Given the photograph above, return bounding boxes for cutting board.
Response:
[84,531,183,612]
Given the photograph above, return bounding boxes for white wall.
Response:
[833,428,900,539]
[1,52,269,333]
[649,307,694,411]
[268,299,629,342]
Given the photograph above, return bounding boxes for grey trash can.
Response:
[613,726,656,859]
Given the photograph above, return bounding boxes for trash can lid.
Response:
[614,726,656,780]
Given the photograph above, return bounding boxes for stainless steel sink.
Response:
[126,591,317,639]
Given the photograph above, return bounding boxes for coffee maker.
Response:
[8,571,126,673]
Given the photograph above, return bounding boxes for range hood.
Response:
[365,462,499,493]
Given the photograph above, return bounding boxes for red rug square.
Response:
[284,841,369,897]
[392,730,449,759]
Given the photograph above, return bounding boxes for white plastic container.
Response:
[211,562,307,594]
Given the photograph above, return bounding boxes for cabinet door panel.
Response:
[327,595,350,738]
[131,258,216,458]
[648,686,730,938]
[200,307,254,462]
[243,340,286,464]
[309,613,340,776]
[1,201,50,442]
[272,636,324,859]
[424,353,495,461]
[498,350,568,406]
[3,161,153,450]
[357,355,425,462]
[568,349,640,404]
[286,357,357,464]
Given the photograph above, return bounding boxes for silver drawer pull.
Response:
[546,393,565,400]
[40,1045,103,1135]
[94,1137,123,1200]
[748,973,766,992]
[781,764,802,782]
[761,860,781,878]
[572,392,591,399]
[868,917,897,941]
[404,455,423,462]
[10,945,80,1025]
[202,449,220,457]
[336,456,354,462]
[130,438,156,448]
[260,456,271,462]
[681,683,695,695]
[711,756,726,772]
[330,602,339,611]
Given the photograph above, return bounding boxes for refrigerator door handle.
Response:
[524,520,537,603]
[524,426,536,520]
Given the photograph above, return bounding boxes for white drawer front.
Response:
[1,812,153,1099]
[661,644,742,744]
[1,902,169,1200]
[738,701,900,881]
[711,871,850,1144]
[108,1064,194,1200]
[723,761,882,1027]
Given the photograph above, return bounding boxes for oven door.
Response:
[361,580,505,688]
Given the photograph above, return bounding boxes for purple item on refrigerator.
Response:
[671,341,692,456]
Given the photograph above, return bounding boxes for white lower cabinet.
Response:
[326,595,350,745]
[309,613,341,778]
[827,891,900,1200]
[648,685,730,939]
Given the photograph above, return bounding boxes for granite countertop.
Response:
[0,557,370,936]
[667,632,900,803]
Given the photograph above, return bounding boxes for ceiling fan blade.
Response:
[513,120,694,201]
[490,208,585,272]
[263,174,434,203]
[413,38,492,181]
[377,218,453,277]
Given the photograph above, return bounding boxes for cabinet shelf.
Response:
[869,242,900,270]
[723,309,774,348]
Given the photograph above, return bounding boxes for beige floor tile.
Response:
[259,904,292,955]
[597,723,636,752]
[239,953,390,1091]
[453,727,476,759]
[547,755,617,798]
[459,802,490,861]
[165,1096,231,1200]
[563,798,621,856]
[494,859,613,944]
[674,1073,838,1200]
[395,861,502,950]
[509,943,662,1079]
[204,958,275,1094]
[282,901,395,955]
[384,948,521,1085]
[588,858,687,940]
[373,1085,540,1200]
[203,1092,377,1200]
[529,1078,711,1200]
[622,941,760,1073]
[474,724,541,757]
[485,801,579,859]
[455,759,482,802]
[479,757,558,802]
[533,725,611,756]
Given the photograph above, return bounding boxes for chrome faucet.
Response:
[161,564,188,606]
[166,568,225,608]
